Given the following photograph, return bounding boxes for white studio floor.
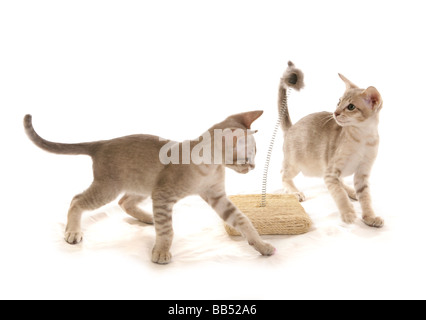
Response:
[2,143,425,300]
[1,0,426,300]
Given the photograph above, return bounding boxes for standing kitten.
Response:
[279,62,384,228]
[24,111,275,264]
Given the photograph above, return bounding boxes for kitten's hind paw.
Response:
[346,188,358,201]
[65,231,83,245]
[292,192,306,202]
[341,212,356,224]
[138,214,154,225]
[363,216,384,228]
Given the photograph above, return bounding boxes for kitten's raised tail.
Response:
[24,115,94,156]
[278,61,305,133]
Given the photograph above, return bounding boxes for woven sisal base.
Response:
[226,194,312,236]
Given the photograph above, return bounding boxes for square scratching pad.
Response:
[225,194,312,236]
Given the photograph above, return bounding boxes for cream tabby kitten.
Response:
[279,62,384,227]
[24,111,275,264]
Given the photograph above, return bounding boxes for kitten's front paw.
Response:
[341,212,356,224]
[363,216,384,228]
[152,249,172,264]
[65,231,83,244]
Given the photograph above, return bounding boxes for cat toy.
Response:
[225,61,312,236]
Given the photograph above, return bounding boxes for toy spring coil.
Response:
[260,88,292,207]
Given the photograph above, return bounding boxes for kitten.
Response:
[24,111,275,264]
[279,62,384,228]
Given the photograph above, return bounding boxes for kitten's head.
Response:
[210,110,263,174]
[334,74,383,127]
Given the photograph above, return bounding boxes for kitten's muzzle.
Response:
[241,164,255,174]
[333,112,344,127]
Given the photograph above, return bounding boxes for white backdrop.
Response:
[1,0,426,300]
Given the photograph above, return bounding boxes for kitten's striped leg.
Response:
[324,170,357,224]
[151,192,178,264]
[65,182,119,244]
[354,173,384,228]
[202,191,275,256]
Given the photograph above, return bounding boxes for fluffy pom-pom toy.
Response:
[280,61,305,91]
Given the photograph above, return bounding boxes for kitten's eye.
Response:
[347,104,356,111]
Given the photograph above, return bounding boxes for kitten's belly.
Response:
[300,163,326,177]
[300,158,359,178]
[340,155,361,177]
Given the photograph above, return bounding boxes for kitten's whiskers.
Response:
[321,114,336,128]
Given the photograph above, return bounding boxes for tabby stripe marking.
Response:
[222,207,236,221]
[210,194,226,208]
[153,204,172,211]
[356,185,369,194]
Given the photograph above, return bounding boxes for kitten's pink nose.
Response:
[334,111,340,117]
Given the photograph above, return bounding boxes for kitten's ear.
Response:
[362,86,382,110]
[338,73,359,90]
[228,110,264,129]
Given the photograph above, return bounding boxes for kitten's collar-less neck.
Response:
[343,122,379,140]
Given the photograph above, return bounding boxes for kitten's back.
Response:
[90,134,172,192]
[24,115,172,192]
